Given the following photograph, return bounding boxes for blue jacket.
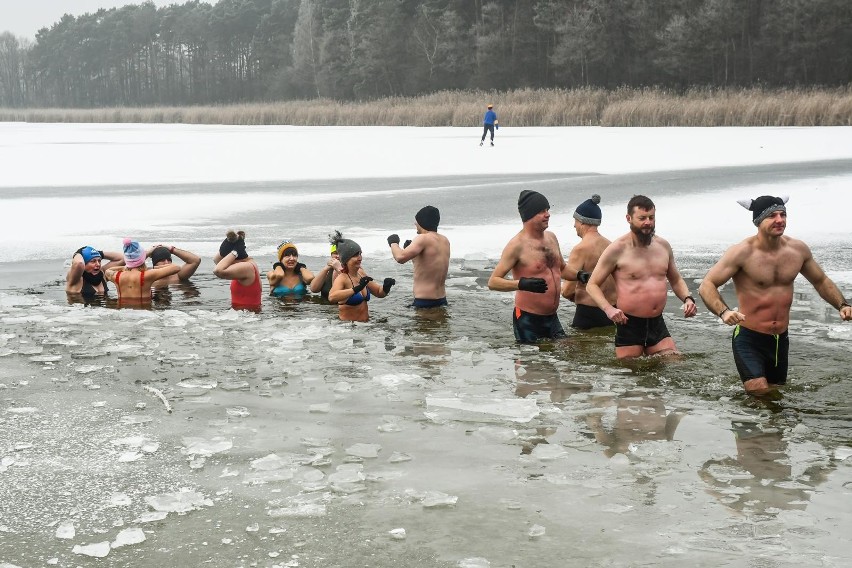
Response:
[483,110,497,125]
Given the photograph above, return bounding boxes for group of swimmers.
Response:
[65,192,851,395]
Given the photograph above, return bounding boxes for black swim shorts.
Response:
[512,307,566,343]
[614,313,671,348]
[731,325,789,385]
[411,297,448,309]
[571,304,614,330]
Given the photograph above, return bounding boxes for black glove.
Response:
[577,270,591,284]
[382,278,395,294]
[295,262,306,272]
[387,234,400,246]
[98,250,105,259]
[272,262,285,271]
[518,277,547,293]
[403,239,412,249]
[352,276,373,294]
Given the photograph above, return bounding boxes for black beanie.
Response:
[415,206,440,231]
[518,190,550,222]
[573,194,602,226]
[738,195,788,226]
[150,246,172,266]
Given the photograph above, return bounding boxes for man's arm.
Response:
[172,247,201,280]
[663,242,697,318]
[698,246,746,325]
[799,247,852,321]
[586,244,622,320]
[101,250,124,270]
[389,235,422,264]
[487,240,522,292]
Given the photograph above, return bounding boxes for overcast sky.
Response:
[1,1,170,40]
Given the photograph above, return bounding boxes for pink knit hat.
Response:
[123,238,146,268]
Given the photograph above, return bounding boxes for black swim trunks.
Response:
[571,304,614,330]
[614,313,671,348]
[512,307,566,343]
[731,325,789,385]
[411,297,448,309]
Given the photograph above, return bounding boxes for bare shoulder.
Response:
[783,235,812,256]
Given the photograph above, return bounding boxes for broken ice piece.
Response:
[55,522,75,539]
[389,528,406,540]
[72,542,110,558]
[112,527,146,548]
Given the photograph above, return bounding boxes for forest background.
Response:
[1,0,851,126]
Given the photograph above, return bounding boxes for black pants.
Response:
[481,124,495,142]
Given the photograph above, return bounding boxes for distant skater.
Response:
[488,190,581,342]
[562,194,616,329]
[480,103,498,146]
[213,230,262,311]
[586,195,697,358]
[387,205,450,308]
[329,239,395,322]
[698,196,851,395]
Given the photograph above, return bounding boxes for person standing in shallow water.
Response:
[387,205,450,309]
[562,194,617,329]
[488,190,583,343]
[329,239,395,322]
[698,195,851,395]
[480,103,498,146]
[213,230,262,311]
[585,194,697,358]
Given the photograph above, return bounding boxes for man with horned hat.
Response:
[699,195,851,394]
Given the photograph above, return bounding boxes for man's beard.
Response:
[631,225,655,246]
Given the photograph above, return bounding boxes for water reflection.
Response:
[698,420,832,516]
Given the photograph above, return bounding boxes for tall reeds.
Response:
[2,87,850,126]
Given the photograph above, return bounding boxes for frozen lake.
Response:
[1,124,851,567]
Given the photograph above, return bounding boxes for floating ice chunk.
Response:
[144,489,212,513]
[333,381,351,393]
[13,443,32,451]
[425,396,538,423]
[111,527,145,548]
[243,470,295,485]
[459,558,491,568]
[0,563,24,568]
[72,542,111,558]
[422,491,458,508]
[29,354,62,362]
[132,511,168,523]
[182,437,232,457]
[389,528,406,540]
[309,403,331,413]
[109,494,132,507]
[345,443,381,459]
[176,378,218,394]
[372,373,423,389]
[267,504,326,518]
[251,454,291,471]
[118,452,143,463]
[6,407,38,414]
[245,523,259,532]
[120,415,153,425]
[226,406,250,418]
[528,524,546,539]
[388,452,412,463]
[834,446,852,461]
[601,503,633,514]
[377,422,402,433]
[55,522,75,539]
[703,463,754,482]
[529,444,568,461]
[75,365,104,374]
[221,380,250,391]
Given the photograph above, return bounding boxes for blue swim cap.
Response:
[79,247,102,264]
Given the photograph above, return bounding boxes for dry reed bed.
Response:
[2,88,851,126]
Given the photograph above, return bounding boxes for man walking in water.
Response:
[387,205,451,308]
[586,195,698,358]
[489,190,579,342]
[699,195,851,394]
[562,194,617,329]
[480,103,498,146]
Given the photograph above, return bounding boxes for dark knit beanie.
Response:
[518,190,550,222]
[738,195,788,226]
[337,239,362,267]
[573,194,602,226]
[150,246,172,266]
[415,206,440,231]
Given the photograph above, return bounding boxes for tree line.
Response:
[1,0,850,109]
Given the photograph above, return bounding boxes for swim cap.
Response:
[150,246,172,266]
[573,194,602,226]
[337,239,362,267]
[123,238,146,269]
[277,240,298,261]
[518,190,550,222]
[737,195,788,226]
[78,246,102,264]
[415,205,440,232]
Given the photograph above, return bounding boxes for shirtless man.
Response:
[562,194,617,329]
[387,205,451,308]
[698,195,851,394]
[488,190,578,342]
[147,244,201,287]
[586,195,697,358]
[65,246,123,297]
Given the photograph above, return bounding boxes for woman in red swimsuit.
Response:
[105,238,181,306]
[213,230,262,311]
